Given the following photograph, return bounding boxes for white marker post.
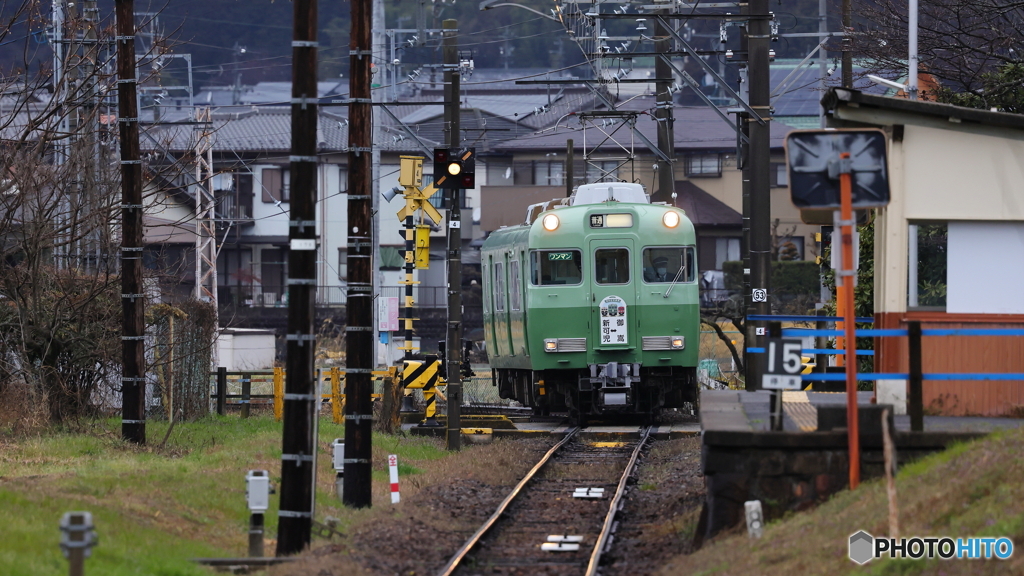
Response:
[388,454,400,504]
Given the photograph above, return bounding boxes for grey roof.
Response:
[195,81,348,107]
[771,60,894,118]
[146,108,349,153]
[822,87,1024,131]
[674,180,742,228]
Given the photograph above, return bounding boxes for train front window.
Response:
[595,248,630,285]
[530,250,582,286]
[642,247,696,283]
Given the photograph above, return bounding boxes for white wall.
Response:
[947,221,1024,314]
[217,330,276,370]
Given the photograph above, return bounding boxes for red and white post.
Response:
[388,454,400,504]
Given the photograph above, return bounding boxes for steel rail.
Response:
[437,426,581,576]
[585,426,652,576]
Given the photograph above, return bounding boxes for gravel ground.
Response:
[601,435,705,576]
[270,415,705,576]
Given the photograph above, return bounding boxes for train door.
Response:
[492,258,510,358]
[502,252,515,356]
[519,250,529,356]
[484,256,499,359]
[589,239,637,351]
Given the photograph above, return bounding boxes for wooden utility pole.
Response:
[653,14,675,203]
[343,0,375,506]
[115,0,146,445]
[276,0,319,555]
[443,19,463,451]
[744,0,772,392]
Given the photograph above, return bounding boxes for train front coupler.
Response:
[579,362,642,410]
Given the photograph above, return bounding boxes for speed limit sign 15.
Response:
[762,338,803,390]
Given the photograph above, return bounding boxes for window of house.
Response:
[261,167,290,203]
[909,223,947,310]
[685,154,722,177]
[509,261,521,310]
[426,174,471,209]
[586,160,620,182]
[487,160,513,185]
[715,237,741,270]
[771,162,789,187]
[337,248,347,281]
[595,248,630,284]
[775,236,804,261]
[530,250,582,285]
[379,246,405,271]
[493,262,506,311]
[533,161,564,186]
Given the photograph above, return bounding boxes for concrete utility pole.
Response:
[276,0,320,554]
[819,0,829,127]
[744,0,772,392]
[343,0,376,507]
[443,19,463,452]
[115,0,146,445]
[841,0,852,88]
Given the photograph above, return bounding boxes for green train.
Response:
[481,182,700,422]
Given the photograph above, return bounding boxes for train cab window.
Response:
[493,262,506,311]
[530,250,582,286]
[595,248,630,285]
[509,261,522,310]
[642,247,696,283]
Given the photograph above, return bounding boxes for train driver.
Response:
[644,256,671,282]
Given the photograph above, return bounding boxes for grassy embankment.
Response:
[0,415,448,576]
[661,427,1024,576]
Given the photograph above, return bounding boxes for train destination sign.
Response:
[589,214,633,228]
[785,129,890,212]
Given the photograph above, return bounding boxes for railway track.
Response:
[438,427,652,576]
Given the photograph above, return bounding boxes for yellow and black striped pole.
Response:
[403,358,442,425]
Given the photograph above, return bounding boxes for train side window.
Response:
[493,262,506,311]
[509,261,521,310]
[530,250,583,286]
[642,247,696,283]
[595,248,630,285]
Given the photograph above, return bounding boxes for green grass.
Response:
[0,414,447,576]
[659,427,1024,575]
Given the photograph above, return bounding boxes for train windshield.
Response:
[642,247,696,283]
[530,250,583,285]
[594,248,631,285]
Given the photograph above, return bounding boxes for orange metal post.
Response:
[835,286,846,367]
[839,151,860,489]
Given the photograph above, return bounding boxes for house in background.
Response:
[824,87,1024,416]
[477,97,814,291]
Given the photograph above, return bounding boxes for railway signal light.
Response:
[433,147,475,190]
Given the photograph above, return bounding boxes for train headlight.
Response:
[663,211,680,228]
[671,337,684,349]
[542,213,560,231]
[544,339,558,352]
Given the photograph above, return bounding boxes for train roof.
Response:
[520,183,659,226]
[570,183,649,206]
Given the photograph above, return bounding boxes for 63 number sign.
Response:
[761,338,803,390]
